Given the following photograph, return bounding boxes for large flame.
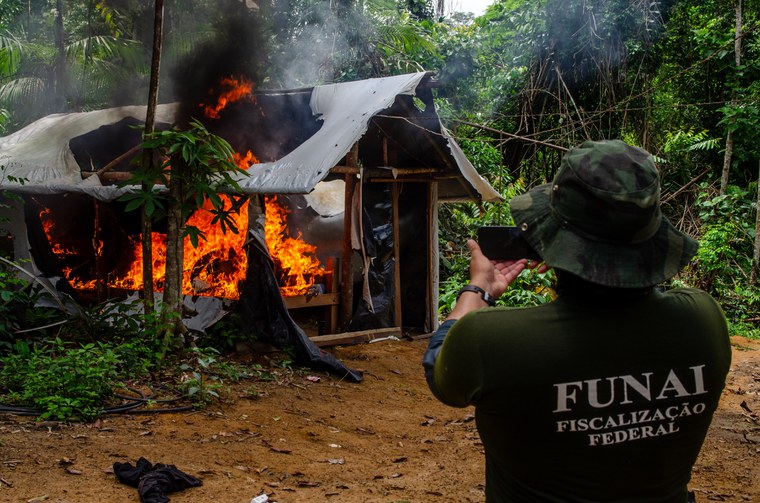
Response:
[39,76,324,299]
[41,193,323,299]
[264,195,323,297]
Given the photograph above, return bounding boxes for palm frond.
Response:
[66,35,119,60]
[377,23,437,55]
[0,76,47,106]
[0,31,24,78]
[687,137,721,152]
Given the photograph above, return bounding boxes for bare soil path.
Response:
[1,336,758,503]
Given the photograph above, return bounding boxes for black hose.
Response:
[0,386,195,418]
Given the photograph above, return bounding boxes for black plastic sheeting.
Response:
[234,231,363,383]
[348,185,396,331]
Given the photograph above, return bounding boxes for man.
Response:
[423,140,731,502]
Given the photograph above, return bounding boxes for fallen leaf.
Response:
[324,458,344,465]
[27,496,49,503]
[65,467,82,475]
[306,376,321,382]
[392,456,407,463]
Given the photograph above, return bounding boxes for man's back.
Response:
[432,287,731,502]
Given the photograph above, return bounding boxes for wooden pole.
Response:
[389,134,403,329]
[392,183,403,328]
[427,181,438,331]
[339,144,359,330]
[325,256,340,334]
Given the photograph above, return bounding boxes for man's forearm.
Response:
[422,319,458,399]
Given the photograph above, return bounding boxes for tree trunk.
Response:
[161,154,187,354]
[720,0,743,195]
[141,0,165,316]
[53,0,65,111]
[721,131,733,195]
[751,160,760,285]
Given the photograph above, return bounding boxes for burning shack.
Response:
[0,72,500,378]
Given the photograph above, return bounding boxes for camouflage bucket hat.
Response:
[509,139,698,288]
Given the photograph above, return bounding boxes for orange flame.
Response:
[39,208,77,255]
[42,75,325,300]
[264,195,323,297]
[201,77,255,119]
[41,192,324,299]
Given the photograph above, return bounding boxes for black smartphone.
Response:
[477,226,542,261]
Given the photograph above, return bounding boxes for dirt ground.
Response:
[0,335,758,503]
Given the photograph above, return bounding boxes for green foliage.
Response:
[200,313,247,353]
[689,184,759,337]
[58,298,165,377]
[0,259,59,351]
[0,338,119,422]
[179,349,223,408]
[0,289,166,422]
[120,119,249,245]
[437,142,555,317]
[178,346,253,408]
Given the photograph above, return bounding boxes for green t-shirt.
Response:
[428,288,731,502]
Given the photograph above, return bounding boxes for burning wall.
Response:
[33,192,331,301]
[32,75,329,303]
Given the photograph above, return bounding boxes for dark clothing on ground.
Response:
[113,457,202,503]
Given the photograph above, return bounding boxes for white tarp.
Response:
[0,73,500,202]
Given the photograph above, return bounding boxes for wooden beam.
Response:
[82,172,133,181]
[369,178,433,183]
[282,292,340,309]
[330,166,437,175]
[98,144,142,175]
[309,327,403,347]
